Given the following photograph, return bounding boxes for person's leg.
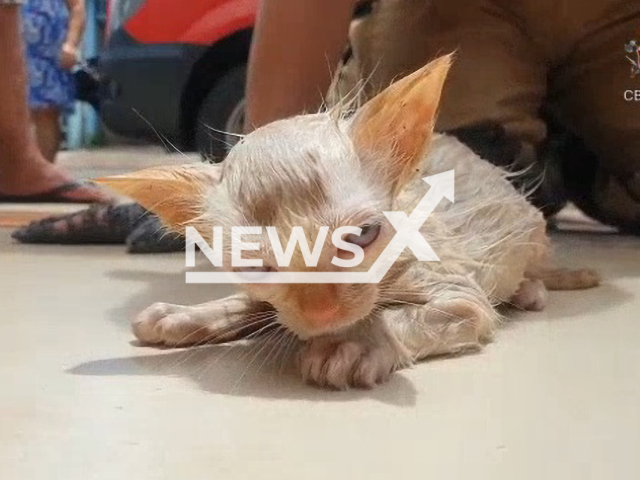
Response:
[245,0,357,131]
[344,0,546,141]
[549,0,640,231]
[0,6,47,182]
[0,5,109,201]
[336,0,563,213]
[31,108,61,163]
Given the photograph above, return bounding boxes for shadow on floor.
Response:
[68,341,420,407]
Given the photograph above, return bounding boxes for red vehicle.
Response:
[101,0,257,159]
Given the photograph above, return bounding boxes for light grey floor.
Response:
[1,226,639,480]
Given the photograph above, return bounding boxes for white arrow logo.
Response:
[186,170,454,284]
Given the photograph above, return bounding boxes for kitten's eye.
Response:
[232,266,274,281]
[234,266,273,273]
[344,224,381,248]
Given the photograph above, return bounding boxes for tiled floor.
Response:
[1,149,639,479]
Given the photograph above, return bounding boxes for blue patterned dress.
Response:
[21,0,76,112]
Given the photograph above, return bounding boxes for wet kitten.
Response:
[99,55,598,389]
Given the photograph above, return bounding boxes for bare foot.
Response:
[0,153,111,202]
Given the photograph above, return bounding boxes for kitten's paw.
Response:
[132,303,208,347]
[510,279,548,311]
[298,337,402,390]
[430,292,497,347]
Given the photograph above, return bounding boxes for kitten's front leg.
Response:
[133,294,276,347]
[298,319,412,390]
[383,274,499,360]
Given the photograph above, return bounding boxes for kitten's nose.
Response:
[297,285,341,327]
[303,303,341,327]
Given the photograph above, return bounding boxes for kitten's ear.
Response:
[95,164,221,232]
[350,54,452,191]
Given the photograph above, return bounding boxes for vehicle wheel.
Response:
[195,64,246,162]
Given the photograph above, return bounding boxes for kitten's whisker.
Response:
[159,314,278,371]
[200,122,245,139]
[229,328,284,393]
[203,128,235,150]
[131,108,188,157]
[278,332,299,375]
[192,316,280,379]
[252,326,290,379]
[166,313,277,374]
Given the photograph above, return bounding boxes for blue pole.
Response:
[83,0,100,145]
[66,0,100,149]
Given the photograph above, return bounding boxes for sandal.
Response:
[11,202,149,244]
[126,216,184,254]
[12,202,185,252]
[0,181,106,203]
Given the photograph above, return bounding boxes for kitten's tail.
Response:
[536,268,601,291]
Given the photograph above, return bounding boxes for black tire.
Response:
[195,64,246,162]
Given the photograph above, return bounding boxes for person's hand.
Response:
[59,43,79,70]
